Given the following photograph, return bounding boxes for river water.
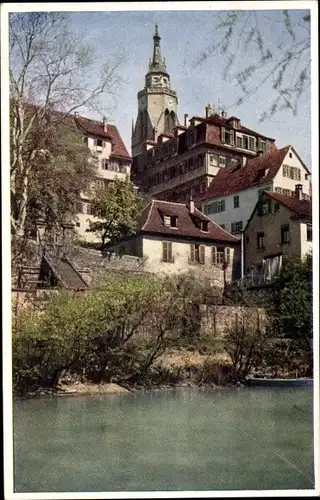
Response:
[13,387,314,493]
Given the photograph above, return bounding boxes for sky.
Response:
[58,6,314,168]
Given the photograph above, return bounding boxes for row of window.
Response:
[159,179,206,203]
[282,165,302,181]
[205,200,226,214]
[162,242,231,265]
[209,154,239,168]
[101,159,127,173]
[204,194,241,215]
[148,155,205,187]
[274,186,310,200]
[154,138,178,159]
[256,224,312,249]
[221,127,268,153]
[77,203,97,216]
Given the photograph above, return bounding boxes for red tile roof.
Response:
[265,192,312,219]
[74,115,131,160]
[137,200,240,243]
[200,146,290,201]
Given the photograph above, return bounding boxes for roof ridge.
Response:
[154,199,186,206]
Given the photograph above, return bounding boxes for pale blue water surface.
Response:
[13,387,314,492]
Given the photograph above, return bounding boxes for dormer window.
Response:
[163,215,177,228]
[256,168,268,182]
[201,220,209,232]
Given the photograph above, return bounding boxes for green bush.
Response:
[13,273,210,393]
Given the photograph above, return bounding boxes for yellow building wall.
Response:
[244,195,308,272]
[142,236,237,285]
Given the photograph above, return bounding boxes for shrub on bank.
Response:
[13,272,207,393]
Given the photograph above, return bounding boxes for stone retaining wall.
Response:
[11,289,266,340]
[67,246,145,286]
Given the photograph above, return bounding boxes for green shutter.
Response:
[162,241,168,261]
[212,246,217,265]
[199,245,205,264]
[225,247,231,264]
[168,242,173,261]
[190,245,195,262]
[221,127,226,143]
[230,130,234,145]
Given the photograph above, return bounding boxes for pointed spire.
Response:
[147,24,168,75]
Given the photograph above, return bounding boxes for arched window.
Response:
[164,109,176,133]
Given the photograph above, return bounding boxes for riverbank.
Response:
[14,347,311,400]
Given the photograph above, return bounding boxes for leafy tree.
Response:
[12,273,190,392]
[9,12,124,248]
[194,9,310,119]
[271,253,312,375]
[19,114,96,240]
[223,306,268,381]
[87,177,146,251]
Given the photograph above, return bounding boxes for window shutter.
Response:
[221,127,226,143]
[199,245,205,264]
[168,242,173,261]
[229,130,234,145]
[225,247,231,264]
[94,139,97,146]
[231,222,235,233]
[162,241,168,261]
[190,245,195,262]
[212,246,217,265]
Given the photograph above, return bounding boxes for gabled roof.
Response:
[11,101,131,161]
[137,200,240,243]
[74,115,131,160]
[200,146,291,201]
[264,192,312,219]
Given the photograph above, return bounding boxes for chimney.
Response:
[74,111,79,116]
[221,109,227,118]
[188,193,194,214]
[205,104,212,118]
[295,184,303,200]
[184,113,189,127]
[103,116,107,133]
[241,156,247,168]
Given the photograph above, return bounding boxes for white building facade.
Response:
[74,115,132,242]
[201,145,311,235]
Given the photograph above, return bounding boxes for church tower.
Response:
[131,24,179,158]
